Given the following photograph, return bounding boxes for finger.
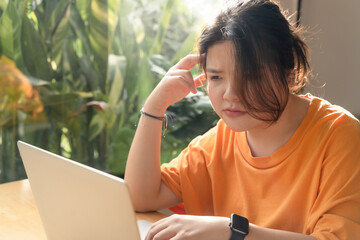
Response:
[194,74,207,88]
[166,69,193,80]
[148,215,184,240]
[176,75,198,94]
[146,217,173,240]
[146,223,167,240]
[151,228,177,240]
[173,54,201,70]
[166,69,197,92]
[170,71,207,92]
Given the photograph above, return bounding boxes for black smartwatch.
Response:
[229,214,249,240]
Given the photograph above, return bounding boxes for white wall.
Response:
[277,0,360,117]
[300,0,360,116]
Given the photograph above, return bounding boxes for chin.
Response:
[222,119,250,133]
[221,115,264,133]
[227,125,248,133]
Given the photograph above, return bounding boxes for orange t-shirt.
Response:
[161,95,360,239]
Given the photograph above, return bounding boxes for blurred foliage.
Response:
[0,0,218,183]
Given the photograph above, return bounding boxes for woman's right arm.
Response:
[124,55,205,212]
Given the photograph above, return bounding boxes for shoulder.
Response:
[305,95,360,167]
[306,95,360,138]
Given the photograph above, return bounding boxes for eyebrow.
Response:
[205,68,223,74]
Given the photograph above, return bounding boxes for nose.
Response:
[223,82,240,102]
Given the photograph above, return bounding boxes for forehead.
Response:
[206,41,236,73]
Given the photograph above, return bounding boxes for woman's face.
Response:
[205,41,267,132]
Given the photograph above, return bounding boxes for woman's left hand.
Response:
[145,214,231,240]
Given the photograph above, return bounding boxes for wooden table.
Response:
[0,179,166,240]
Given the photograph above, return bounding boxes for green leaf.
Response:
[62,40,81,84]
[69,3,91,55]
[0,1,24,69]
[40,92,93,106]
[21,14,51,80]
[50,2,71,66]
[88,0,109,90]
[89,113,105,140]
[107,126,135,175]
[137,53,154,103]
[0,1,7,19]
[27,76,51,87]
[0,1,7,11]
[48,0,70,36]
[108,0,121,45]
[15,0,26,16]
[78,55,99,91]
[112,1,141,102]
[115,0,136,56]
[43,0,58,24]
[108,54,126,108]
[75,0,91,23]
[149,54,171,75]
[150,0,175,55]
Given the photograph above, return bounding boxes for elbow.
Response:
[124,174,162,212]
[127,186,158,213]
[132,197,157,213]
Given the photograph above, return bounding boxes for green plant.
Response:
[0,0,218,183]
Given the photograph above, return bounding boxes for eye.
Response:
[208,75,222,81]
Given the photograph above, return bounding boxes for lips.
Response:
[223,108,246,118]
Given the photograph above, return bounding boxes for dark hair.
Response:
[198,0,311,122]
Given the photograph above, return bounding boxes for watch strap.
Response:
[230,229,247,240]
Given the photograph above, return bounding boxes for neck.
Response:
[246,94,310,158]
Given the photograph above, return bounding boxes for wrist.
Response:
[143,98,168,117]
[206,217,232,240]
[229,214,249,240]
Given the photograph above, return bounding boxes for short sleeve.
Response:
[160,123,220,212]
[160,133,214,200]
[308,115,360,239]
[160,149,187,201]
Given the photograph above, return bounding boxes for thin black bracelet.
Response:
[139,108,168,136]
[140,108,165,121]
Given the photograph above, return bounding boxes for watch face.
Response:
[230,214,249,235]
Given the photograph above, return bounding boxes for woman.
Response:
[125,0,360,239]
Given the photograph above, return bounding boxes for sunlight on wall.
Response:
[183,0,224,25]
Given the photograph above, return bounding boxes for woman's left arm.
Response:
[145,215,317,240]
[247,223,316,240]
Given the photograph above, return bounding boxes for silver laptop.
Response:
[18,141,152,240]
